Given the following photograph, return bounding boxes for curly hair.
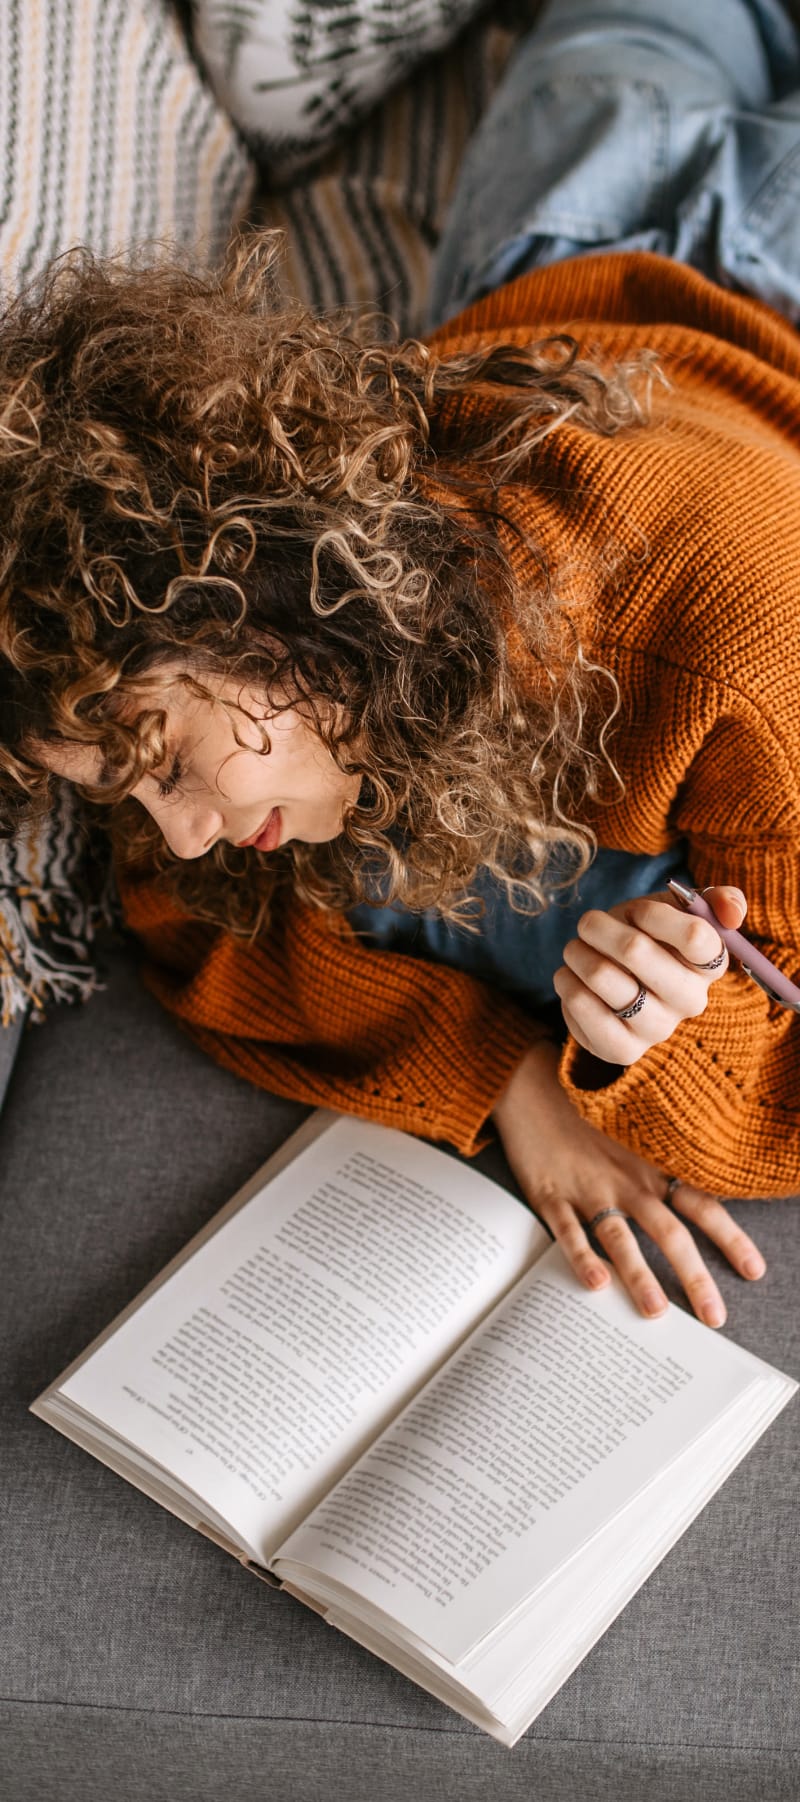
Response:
[0,232,655,937]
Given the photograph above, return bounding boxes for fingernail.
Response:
[742,1255,765,1279]
[586,1267,609,1289]
[701,1299,726,1327]
[642,1287,667,1316]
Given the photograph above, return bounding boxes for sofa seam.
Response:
[0,1698,795,1752]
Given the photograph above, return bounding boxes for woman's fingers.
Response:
[538,1195,612,1294]
[587,1209,669,1316]
[624,1195,728,1325]
[555,986,651,1063]
[556,931,707,1046]
[490,1040,765,1328]
[560,929,699,1012]
[701,885,747,930]
[534,1170,672,1320]
[537,1188,674,1319]
[666,1182,766,1282]
[578,898,729,984]
[554,943,708,1066]
[621,1184,765,1324]
[553,892,740,1061]
[535,1178,766,1327]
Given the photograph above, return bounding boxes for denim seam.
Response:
[735,139,800,234]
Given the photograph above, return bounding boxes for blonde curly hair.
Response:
[0,232,652,937]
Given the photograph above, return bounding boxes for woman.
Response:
[1,0,798,1324]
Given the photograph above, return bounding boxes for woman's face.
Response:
[37,673,361,858]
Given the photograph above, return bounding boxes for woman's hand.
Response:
[553,884,747,1066]
[492,1039,765,1324]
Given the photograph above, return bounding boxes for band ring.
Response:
[694,949,727,971]
[613,984,647,1021]
[588,1207,628,1231]
[663,1175,682,1202]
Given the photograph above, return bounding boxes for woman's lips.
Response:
[236,807,281,852]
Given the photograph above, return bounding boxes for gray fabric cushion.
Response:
[1,932,798,1800]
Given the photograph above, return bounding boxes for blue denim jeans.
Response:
[348,847,693,1022]
[429,0,800,327]
[351,0,800,1011]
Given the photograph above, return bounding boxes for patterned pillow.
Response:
[255,13,514,337]
[190,0,491,180]
[0,0,256,1029]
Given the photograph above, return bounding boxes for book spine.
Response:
[196,1520,282,1587]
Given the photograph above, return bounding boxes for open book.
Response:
[33,1112,795,1746]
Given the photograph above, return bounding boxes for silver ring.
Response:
[613,984,647,1021]
[694,949,726,971]
[588,1207,628,1230]
[663,1175,682,1202]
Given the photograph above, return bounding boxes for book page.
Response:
[276,1243,764,1663]
[319,1366,794,1743]
[55,1117,545,1562]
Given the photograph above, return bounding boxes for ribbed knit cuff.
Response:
[558,1025,798,1198]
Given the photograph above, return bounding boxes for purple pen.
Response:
[668,881,800,1013]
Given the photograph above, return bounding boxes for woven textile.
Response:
[0,786,116,1029]
[0,0,255,292]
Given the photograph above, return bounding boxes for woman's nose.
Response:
[153,797,223,858]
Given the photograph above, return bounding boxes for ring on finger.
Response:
[612,984,647,1021]
[588,1206,628,1230]
[663,1175,682,1203]
[689,948,727,971]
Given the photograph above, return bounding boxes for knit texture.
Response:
[120,250,800,1196]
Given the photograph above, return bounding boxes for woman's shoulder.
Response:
[428,252,800,733]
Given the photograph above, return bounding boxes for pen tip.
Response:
[667,879,695,904]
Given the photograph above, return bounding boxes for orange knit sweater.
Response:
[119,252,800,1197]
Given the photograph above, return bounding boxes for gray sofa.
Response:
[1,3,798,1796]
[2,927,798,1800]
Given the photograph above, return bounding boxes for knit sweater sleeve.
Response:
[558,973,796,1196]
[559,953,800,1198]
[559,663,800,1198]
[117,863,540,1154]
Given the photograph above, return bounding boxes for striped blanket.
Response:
[0,0,513,1025]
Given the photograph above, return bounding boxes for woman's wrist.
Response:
[492,1037,561,1132]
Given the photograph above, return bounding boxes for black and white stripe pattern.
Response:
[0,0,256,295]
[0,786,116,1029]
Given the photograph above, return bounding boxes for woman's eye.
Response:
[156,754,183,800]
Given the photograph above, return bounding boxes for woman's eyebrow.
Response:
[94,749,164,789]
